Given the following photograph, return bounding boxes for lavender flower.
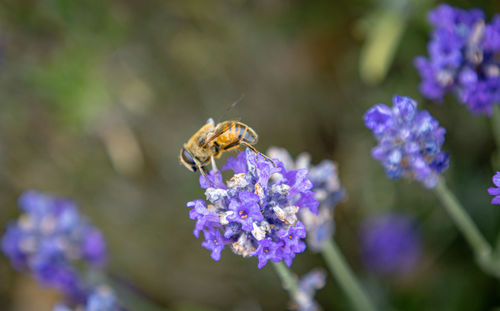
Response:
[85,286,118,311]
[359,213,421,276]
[1,191,107,301]
[267,147,345,251]
[364,95,449,188]
[292,269,326,311]
[488,171,500,205]
[415,4,500,115]
[53,286,119,311]
[187,148,319,269]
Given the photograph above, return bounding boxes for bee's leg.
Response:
[241,143,276,167]
[195,161,214,186]
[197,163,207,177]
[210,156,218,172]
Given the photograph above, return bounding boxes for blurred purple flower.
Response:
[488,171,500,205]
[267,147,345,252]
[85,286,118,311]
[292,268,326,311]
[1,190,108,301]
[364,95,449,188]
[415,4,500,115]
[187,148,319,269]
[359,213,421,276]
[54,286,119,311]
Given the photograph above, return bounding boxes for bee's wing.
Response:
[202,121,233,148]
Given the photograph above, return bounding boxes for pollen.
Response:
[239,210,248,219]
[254,183,264,199]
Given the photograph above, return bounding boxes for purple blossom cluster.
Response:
[488,171,500,205]
[1,191,107,302]
[187,148,319,269]
[267,147,345,251]
[415,4,500,115]
[364,95,449,188]
[292,269,326,311]
[53,286,119,311]
[359,213,421,276]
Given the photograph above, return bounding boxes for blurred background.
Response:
[1,0,500,310]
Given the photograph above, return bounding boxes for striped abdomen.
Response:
[214,121,258,153]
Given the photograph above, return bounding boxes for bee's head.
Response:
[180,147,198,172]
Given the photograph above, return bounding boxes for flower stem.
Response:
[105,273,166,311]
[492,105,500,170]
[433,179,494,270]
[494,232,500,260]
[322,239,377,311]
[272,261,298,297]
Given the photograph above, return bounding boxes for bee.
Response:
[179,118,274,175]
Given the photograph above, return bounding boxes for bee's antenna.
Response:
[227,93,245,112]
[218,93,245,122]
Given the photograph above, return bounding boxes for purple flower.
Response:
[227,191,263,231]
[359,213,421,276]
[280,221,306,253]
[83,229,107,266]
[86,286,118,311]
[187,200,219,238]
[428,4,484,31]
[488,172,500,205]
[54,286,119,311]
[267,147,345,252]
[484,16,500,51]
[1,190,108,301]
[293,269,326,311]
[364,95,449,188]
[254,238,284,269]
[415,4,500,116]
[198,169,226,190]
[201,227,226,261]
[278,221,307,266]
[186,148,319,269]
[35,263,86,302]
[53,305,73,311]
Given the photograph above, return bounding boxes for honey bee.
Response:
[180,118,274,175]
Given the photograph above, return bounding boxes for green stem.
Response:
[272,261,299,297]
[434,179,493,270]
[494,232,500,260]
[105,274,166,311]
[322,239,377,311]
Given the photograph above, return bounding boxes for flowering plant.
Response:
[364,95,449,188]
[2,191,107,302]
[267,147,345,251]
[489,172,500,205]
[187,148,319,268]
[415,4,500,115]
